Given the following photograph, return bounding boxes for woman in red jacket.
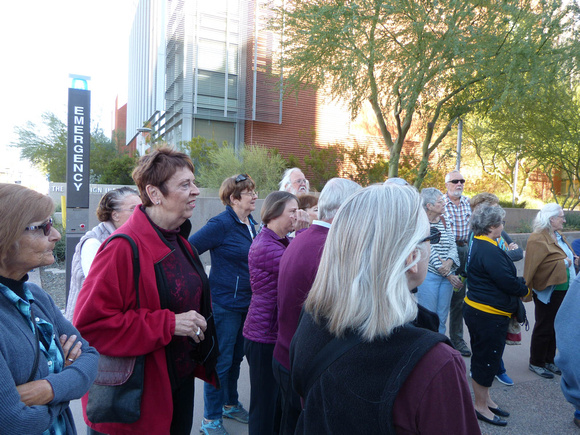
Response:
[243,191,298,435]
[74,148,219,435]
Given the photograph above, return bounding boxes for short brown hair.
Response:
[219,174,256,206]
[0,183,54,263]
[470,192,499,210]
[96,187,139,222]
[132,147,195,207]
[261,191,298,224]
[298,194,318,211]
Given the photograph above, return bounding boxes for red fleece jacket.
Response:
[74,206,218,434]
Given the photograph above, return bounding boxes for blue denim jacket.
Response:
[189,205,257,311]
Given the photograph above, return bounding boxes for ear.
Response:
[405,249,419,274]
[111,210,120,223]
[230,194,238,205]
[145,185,161,205]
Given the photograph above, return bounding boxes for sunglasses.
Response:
[448,179,466,184]
[25,218,54,236]
[235,174,249,183]
[422,226,441,244]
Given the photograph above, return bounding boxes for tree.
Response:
[464,116,540,205]
[12,112,123,183]
[275,0,580,187]
[478,81,580,209]
[100,155,139,185]
[197,144,287,193]
[13,112,68,181]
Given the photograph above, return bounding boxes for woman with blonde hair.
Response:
[291,185,479,434]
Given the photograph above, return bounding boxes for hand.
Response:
[174,310,207,343]
[294,210,311,231]
[60,334,82,367]
[575,256,579,267]
[16,380,54,406]
[447,274,463,289]
[508,243,518,250]
[437,258,452,276]
[522,293,533,303]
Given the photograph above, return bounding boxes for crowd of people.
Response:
[0,152,579,434]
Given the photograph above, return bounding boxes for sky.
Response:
[0,0,138,187]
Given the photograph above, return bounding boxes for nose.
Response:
[191,182,200,196]
[49,226,62,242]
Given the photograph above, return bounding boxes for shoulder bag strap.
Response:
[102,234,140,307]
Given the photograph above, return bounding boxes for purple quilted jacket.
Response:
[243,227,290,343]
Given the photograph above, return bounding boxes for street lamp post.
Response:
[136,127,152,156]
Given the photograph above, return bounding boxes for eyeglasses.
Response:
[235,174,249,183]
[25,218,54,236]
[448,179,466,184]
[422,227,441,244]
[241,191,259,197]
[292,178,308,185]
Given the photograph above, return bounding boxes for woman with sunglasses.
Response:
[189,174,258,435]
[65,187,141,321]
[0,183,98,434]
[417,188,462,334]
[463,204,529,427]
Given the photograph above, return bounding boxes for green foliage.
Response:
[564,212,580,231]
[516,219,533,234]
[198,145,287,194]
[293,144,344,191]
[180,136,221,181]
[275,0,580,183]
[100,155,139,185]
[13,113,68,181]
[52,220,66,263]
[11,112,125,184]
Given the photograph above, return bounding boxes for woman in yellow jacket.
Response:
[524,203,578,379]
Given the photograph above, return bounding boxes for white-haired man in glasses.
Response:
[444,169,471,357]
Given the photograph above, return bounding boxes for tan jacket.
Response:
[523,229,571,291]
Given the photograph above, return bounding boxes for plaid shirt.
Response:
[444,193,471,242]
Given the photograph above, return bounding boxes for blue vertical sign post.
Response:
[65,75,91,303]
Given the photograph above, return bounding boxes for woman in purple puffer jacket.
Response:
[243,191,298,435]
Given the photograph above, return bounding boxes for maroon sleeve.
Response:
[393,343,481,435]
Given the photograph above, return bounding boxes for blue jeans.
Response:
[203,303,247,420]
[417,271,453,334]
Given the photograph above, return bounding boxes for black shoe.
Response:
[545,363,562,376]
[489,406,510,417]
[476,410,507,426]
[453,341,472,357]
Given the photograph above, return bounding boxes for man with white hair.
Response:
[279,168,310,196]
[444,169,472,357]
[273,178,362,435]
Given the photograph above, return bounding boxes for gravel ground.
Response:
[40,261,67,311]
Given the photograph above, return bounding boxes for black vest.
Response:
[291,312,450,434]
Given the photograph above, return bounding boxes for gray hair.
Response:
[420,187,443,211]
[304,184,429,341]
[533,203,563,232]
[470,204,506,236]
[445,169,462,183]
[318,178,362,221]
[279,167,309,192]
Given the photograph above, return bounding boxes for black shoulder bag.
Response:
[86,234,145,424]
